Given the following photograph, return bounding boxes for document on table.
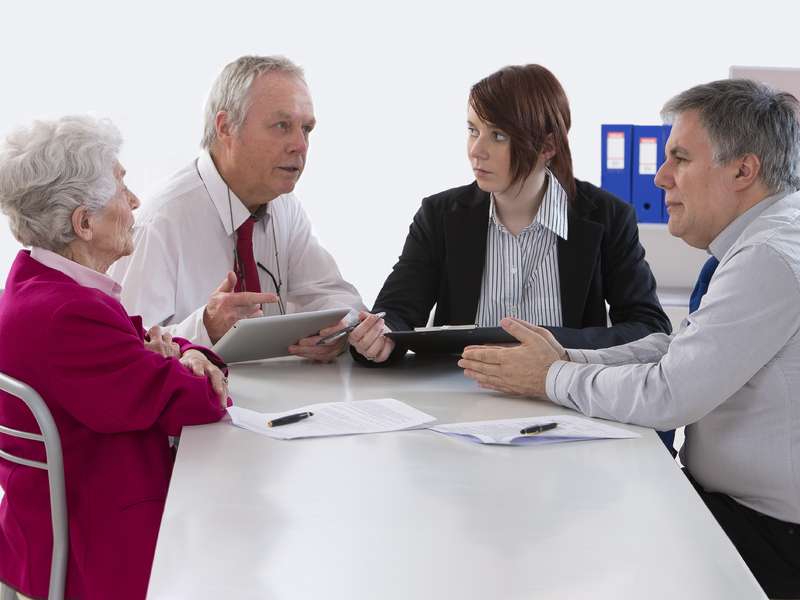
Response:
[227,398,436,440]
[429,415,641,446]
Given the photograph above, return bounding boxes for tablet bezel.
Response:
[212,308,351,363]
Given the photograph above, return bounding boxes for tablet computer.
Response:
[384,325,517,355]
[212,308,351,364]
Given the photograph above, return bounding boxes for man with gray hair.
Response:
[460,79,800,597]
[110,55,365,362]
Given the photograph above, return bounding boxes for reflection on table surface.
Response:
[147,354,765,600]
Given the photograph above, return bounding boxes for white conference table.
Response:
[146,353,766,600]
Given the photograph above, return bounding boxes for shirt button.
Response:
[511,306,518,314]
[511,266,518,274]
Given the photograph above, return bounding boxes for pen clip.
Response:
[268,412,314,427]
[519,422,558,435]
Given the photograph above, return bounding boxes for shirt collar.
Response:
[488,169,569,239]
[30,247,123,301]
[708,190,790,260]
[197,149,258,235]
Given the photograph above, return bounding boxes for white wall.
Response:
[0,0,798,305]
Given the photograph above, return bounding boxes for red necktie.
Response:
[234,217,261,293]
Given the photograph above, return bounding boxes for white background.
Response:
[0,0,798,306]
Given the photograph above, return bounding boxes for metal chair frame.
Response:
[0,373,68,600]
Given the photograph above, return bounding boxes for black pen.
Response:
[316,312,386,345]
[520,422,558,435]
[268,412,314,427]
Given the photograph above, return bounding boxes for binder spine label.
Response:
[638,137,658,175]
[606,132,626,170]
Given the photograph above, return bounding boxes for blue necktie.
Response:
[656,255,721,456]
[689,256,720,314]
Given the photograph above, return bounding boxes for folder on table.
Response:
[601,125,633,203]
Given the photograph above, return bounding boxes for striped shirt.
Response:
[475,171,569,327]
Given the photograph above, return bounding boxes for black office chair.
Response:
[0,372,68,600]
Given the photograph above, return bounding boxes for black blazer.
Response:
[353,179,671,365]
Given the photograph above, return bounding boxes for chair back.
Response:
[0,373,67,600]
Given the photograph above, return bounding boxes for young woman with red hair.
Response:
[349,64,671,365]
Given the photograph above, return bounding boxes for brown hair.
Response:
[469,64,576,200]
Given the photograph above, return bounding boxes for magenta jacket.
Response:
[0,250,229,600]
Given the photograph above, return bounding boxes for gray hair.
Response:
[661,78,800,194]
[200,55,307,150]
[0,115,122,252]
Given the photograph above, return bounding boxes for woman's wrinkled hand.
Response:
[179,349,229,409]
[144,326,181,358]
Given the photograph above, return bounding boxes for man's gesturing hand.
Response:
[203,271,278,344]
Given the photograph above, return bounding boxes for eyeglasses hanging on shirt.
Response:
[229,186,286,315]
[257,260,285,315]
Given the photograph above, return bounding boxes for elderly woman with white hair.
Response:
[0,116,230,600]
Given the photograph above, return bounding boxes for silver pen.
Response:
[316,312,386,345]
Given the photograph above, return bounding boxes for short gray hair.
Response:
[0,115,122,252]
[200,55,307,150]
[661,79,800,194]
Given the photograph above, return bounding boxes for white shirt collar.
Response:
[197,149,252,236]
[708,190,790,260]
[30,247,123,301]
[488,169,570,240]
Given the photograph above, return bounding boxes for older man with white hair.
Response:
[110,55,365,362]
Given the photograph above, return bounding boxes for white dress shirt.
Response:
[109,151,366,347]
[546,190,800,524]
[475,171,568,327]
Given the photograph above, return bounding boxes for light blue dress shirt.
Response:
[546,190,800,524]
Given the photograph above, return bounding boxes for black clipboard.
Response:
[384,325,517,354]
